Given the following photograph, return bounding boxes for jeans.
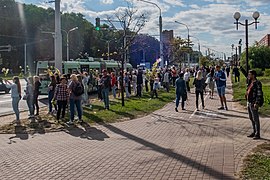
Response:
[33,94,39,114]
[112,85,116,98]
[102,88,110,109]
[48,90,56,112]
[125,86,130,98]
[26,97,34,116]
[195,90,204,109]
[69,99,82,121]
[248,103,260,137]
[175,94,185,109]
[57,100,67,120]
[12,97,20,120]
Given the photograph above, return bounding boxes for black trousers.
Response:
[137,84,142,97]
[186,81,190,92]
[195,90,204,109]
[57,100,67,120]
[235,75,240,82]
[33,94,39,114]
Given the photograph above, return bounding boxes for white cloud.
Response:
[163,0,185,7]
[100,0,114,5]
[189,4,200,9]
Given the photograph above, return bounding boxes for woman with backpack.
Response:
[193,70,205,111]
[4,77,22,123]
[67,74,83,125]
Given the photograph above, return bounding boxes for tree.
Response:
[170,37,190,66]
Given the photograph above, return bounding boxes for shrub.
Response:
[264,69,270,77]
[253,68,264,76]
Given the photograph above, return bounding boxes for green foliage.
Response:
[253,68,264,76]
[264,69,270,77]
[240,45,270,69]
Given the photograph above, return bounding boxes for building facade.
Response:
[258,34,270,46]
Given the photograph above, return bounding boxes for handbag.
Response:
[205,77,211,84]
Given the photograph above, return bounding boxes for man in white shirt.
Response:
[184,68,191,92]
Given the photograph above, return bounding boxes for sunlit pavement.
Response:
[0,78,269,180]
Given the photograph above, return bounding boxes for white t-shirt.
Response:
[184,72,190,82]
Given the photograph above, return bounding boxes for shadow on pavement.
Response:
[104,124,234,180]
[8,125,29,143]
[63,122,109,141]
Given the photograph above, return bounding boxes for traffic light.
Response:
[95,17,100,31]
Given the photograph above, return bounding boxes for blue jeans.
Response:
[12,97,20,120]
[112,85,116,98]
[102,88,110,109]
[26,97,34,116]
[69,99,82,121]
[48,90,55,112]
[175,94,185,109]
[125,86,130,98]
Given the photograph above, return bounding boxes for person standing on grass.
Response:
[68,74,83,124]
[214,65,228,110]
[124,72,131,98]
[233,66,240,82]
[111,72,117,98]
[33,76,41,116]
[53,76,69,121]
[193,70,205,111]
[175,72,187,112]
[4,77,21,123]
[100,69,111,110]
[137,69,143,97]
[246,70,263,140]
[163,69,170,92]
[48,75,57,114]
[132,71,137,96]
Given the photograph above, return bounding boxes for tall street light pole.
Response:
[54,0,62,73]
[138,0,164,68]
[190,35,201,64]
[175,21,190,67]
[62,27,78,61]
[233,11,260,75]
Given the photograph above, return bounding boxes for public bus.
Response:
[36,57,132,95]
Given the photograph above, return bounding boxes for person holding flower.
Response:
[4,77,22,123]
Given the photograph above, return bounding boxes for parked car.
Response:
[0,78,11,94]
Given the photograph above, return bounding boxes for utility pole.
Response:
[54,0,62,73]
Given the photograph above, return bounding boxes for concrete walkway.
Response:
[0,78,269,180]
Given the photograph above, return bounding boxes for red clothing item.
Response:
[111,76,116,86]
[172,70,177,77]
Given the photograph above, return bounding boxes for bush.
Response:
[253,68,264,76]
[264,69,270,77]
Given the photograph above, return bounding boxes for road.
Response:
[0,79,47,116]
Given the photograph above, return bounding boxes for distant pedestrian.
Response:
[4,77,21,123]
[33,76,41,116]
[117,72,122,98]
[124,72,131,98]
[137,69,143,97]
[100,69,111,110]
[53,76,69,121]
[246,70,264,140]
[206,68,215,99]
[111,72,117,98]
[193,70,205,111]
[171,67,177,87]
[175,72,187,112]
[151,77,159,98]
[184,68,191,92]
[214,65,228,110]
[226,66,230,77]
[24,76,34,119]
[163,69,170,92]
[233,66,240,82]
[48,75,57,114]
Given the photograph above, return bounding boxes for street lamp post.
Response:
[62,27,78,61]
[175,21,190,67]
[233,11,260,74]
[138,0,164,68]
[190,35,201,64]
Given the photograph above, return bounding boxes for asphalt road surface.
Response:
[0,79,47,116]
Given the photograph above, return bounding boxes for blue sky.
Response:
[19,0,270,58]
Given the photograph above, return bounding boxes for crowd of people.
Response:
[2,64,264,139]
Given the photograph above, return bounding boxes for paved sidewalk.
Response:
[0,78,269,180]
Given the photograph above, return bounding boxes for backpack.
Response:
[73,82,84,96]
[256,81,264,107]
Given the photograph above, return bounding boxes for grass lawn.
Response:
[82,88,175,124]
[240,143,270,179]
[232,73,270,116]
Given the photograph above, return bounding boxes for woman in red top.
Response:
[111,72,116,98]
